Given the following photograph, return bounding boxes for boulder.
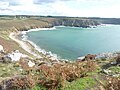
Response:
[103,69,111,75]
[28,61,35,67]
[84,54,96,61]
[6,50,27,62]
[116,54,120,64]
[77,56,85,61]
[0,45,4,52]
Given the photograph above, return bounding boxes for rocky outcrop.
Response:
[82,54,96,61]
[91,18,120,25]
[51,18,100,28]
[116,54,120,64]
[0,45,4,52]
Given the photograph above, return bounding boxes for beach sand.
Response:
[9,32,42,58]
[9,27,58,60]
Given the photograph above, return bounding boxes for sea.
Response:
[24,25,120,60]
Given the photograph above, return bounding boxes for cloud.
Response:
[33,0,72,4]
[0,1,9,8]
[0,0,120,18]
[0,0,20,6]
[0,0,73,15]
[0,0,33,6]
[34,0,54,4]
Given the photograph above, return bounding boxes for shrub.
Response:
[36,60,97,89]
[0,75,35,90]
[105,77,120,90]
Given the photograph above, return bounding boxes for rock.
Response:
[84,54,96,61]
[19,68,23,72]
[96,52,118,59]
[51,19,100,28]
[38,61,48,66]
[28,61,35,67]
[0,45,4,53]
[2,57,11,63]
[111,61,117,65]
[103,69,111,75]
[112,74,120,77]
[116,54,120,64]
[2,68,6,71]
[77,56,85,61]
[6,50,28,62]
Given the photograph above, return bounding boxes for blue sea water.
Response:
[26,25,120,60]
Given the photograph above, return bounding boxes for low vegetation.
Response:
[1,50,120,90]
[62,77,96,90]
[105,77,120,90]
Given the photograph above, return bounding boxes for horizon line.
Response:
[0,15,120,19]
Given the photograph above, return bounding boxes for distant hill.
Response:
[1,15,120,32]
[0,15,100,31]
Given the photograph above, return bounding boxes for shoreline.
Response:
[9,32,41,58]
[9,24,120,61]
[21,27,56,34]
[9,27,59,60]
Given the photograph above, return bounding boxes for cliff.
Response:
[89,17,120,25]
[48,18,100,28]
[0,17,101,32]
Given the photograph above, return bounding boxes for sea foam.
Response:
[21,27,59,60]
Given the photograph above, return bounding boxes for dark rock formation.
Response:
[84,54,96,61]
[116,54,120,64]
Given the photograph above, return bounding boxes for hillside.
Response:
[0,16,101,31]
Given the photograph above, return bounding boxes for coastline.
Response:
[9,32,42,58]
[9,27,59,60]
[9,24,119,61]
[21,27,56,34]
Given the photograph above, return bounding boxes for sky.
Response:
[0,0,120,18]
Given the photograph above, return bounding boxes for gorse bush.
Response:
[35,60,97,89]
[0,60,97,90]
[0,75,35,90]
[105,77,120,90]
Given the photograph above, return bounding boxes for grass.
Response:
[0,31,36,58]
[31,85,47,90]
[108,66,120,73]
[0,30,10,40]
[86,66,101,76]
[0,63,19,81]
[62,77,96,90]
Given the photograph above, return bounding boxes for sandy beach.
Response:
[9,32,42,58]
[9,27,58,60]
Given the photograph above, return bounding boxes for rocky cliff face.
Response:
[50,19,100,28]
[90,18,120,25]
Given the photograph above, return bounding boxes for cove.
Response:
[26,25,120,60]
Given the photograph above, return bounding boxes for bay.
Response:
[27,25,120,60]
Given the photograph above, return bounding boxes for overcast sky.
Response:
[0,0,120,18]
